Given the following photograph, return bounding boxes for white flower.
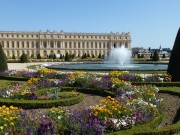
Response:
[58,116,61,120]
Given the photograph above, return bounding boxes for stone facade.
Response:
[0,30,131,58]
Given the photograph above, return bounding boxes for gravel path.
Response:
[63,93,180,128]
[158,93,180,128]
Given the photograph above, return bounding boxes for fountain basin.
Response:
[47,62,168,71]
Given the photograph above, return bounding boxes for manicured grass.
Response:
[0,80,25,87]
[159,87,180,94]
[27,64,41,69]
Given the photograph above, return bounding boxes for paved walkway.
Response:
[8,62,59,71]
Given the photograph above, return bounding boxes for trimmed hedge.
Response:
[60,87,116,97]
[131,82,180,87]
[108,116,180,135]
[0,86,115,109]
[0,75,28,81]
[0,93,84,109]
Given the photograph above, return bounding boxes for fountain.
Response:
[47,45,168,71]
[106,45,132,65]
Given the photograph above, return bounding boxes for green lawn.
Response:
[159,87,180,94]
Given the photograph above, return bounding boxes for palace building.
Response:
[0,30,131,58]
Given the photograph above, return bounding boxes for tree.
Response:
[87,54,90,58]
[150,53,153,59]
[102,54,104,59]
[167,28,180,81]
[60,54,63,59]
[49,54,54,59]
[152,50,159,61]
[37,53,41,59]
[65,52,72,61]
[92,54,95,58]
[162,54,166,58]
[148,47,151,52]
[31,54,34,58]
[53,54,56,59]
[20,53,29,63]
[98,53,102,58]
[137,54,141,58]
[141,54,144,58]
[12,54,16,59]
[0,43,8,71]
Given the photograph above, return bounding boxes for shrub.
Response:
[37,53,41,59]
[152,50,159,61]
[20,53,29,63]
[167,28,180,81]
[0,43,8,71]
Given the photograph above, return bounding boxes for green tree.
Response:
[12,54,16,59]
[162,54,166,58]
[92,54,95,58]
[37,53,41,59]
[141,54,144,58]
[20,53,29,63]
[168,28,180,81]
[152,50,159,61]
[0,43,8,71]
[60,54,63,59]
[98,53,102,58]
[87,54,90,58]
[31,54,34,58]
[137,54,141,58]
[65,52,72,61]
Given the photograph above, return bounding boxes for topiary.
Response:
[20,53,29,63]
[37,53,41,59]
[152,50,159,61]
[167,28,180,81]
[0,43,8,71]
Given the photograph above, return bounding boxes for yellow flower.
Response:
[2,105,6,109]
[10,106,14,109]
[0,126,4,130]
[10,122,14,126]
[3,124,7,127]
[9,117,13,120]
[93,111,98,116]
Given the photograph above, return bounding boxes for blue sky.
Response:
[0,0,180,49]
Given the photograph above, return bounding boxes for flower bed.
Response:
[0,69,165,134]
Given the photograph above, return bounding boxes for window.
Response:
[65,42,67,48]
[22,42,24,48]
[78,42,80,48]
[7,41,9,48]
[44,42,47,48]
[17,42,19,48]
[69,42,71,48]
[57,42,60,48]
[50,42,54,48]
[74,42,76,48]
[91,42,93,48]
[12,41,14,48]
[27,42,29,48]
